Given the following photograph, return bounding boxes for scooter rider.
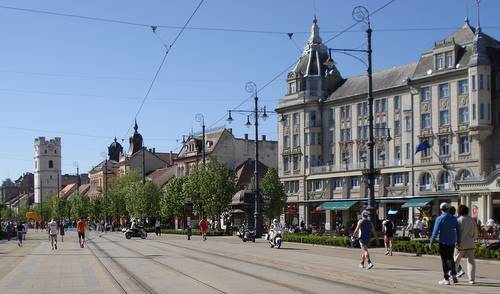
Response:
[269,219,282,240]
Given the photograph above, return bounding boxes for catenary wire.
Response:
[122,0,205,139]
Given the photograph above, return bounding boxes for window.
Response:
[357,102,368,116]
[421,139,431,157]
[283,157,289,172]
[305,133,309,145]
[304,155,309,168]
[446,52,454,68]
[420,87,431,102]
[375,98,387,113]
[421,113,431,129]
[282,114,289,127]
[459,107,469,124]
[457,170,472,180]
[473,104,476,120]
[420,173,432,191]
[292,113,299,125]
[284,135,289,148]
[488,103,491,120]
[288,82,296,94]
[341,150,350,163]
[405,116,412,131]
[328,130,335,144]
[459,135,470,154]
[378,146,386,161]
[439,110,450,126]
[375,122,387,137]
[472,75,476,91]
[458,79,468,95]
[479,74,484,90]
[394,120,401,136]
[359,149,367,163]
[340,129,351,142]
[330,153,335,164]
[436,53,444,70]
[480,103,485,120]
[292,134,299,147]
[438,172,451,191]
[351,177,359,187]
[358,125,368,140]
[340,106,351,120]
[329,108,335,127]
[395,146,401,163]
[440,137,450,156]
[439,83,449,98]
[44,149,47,154]
[307,111,318,127]
[393,173,404,186]
[406,143,411,160]
[48,160,54,169]
[333,178,343,190]
[394,95,401,111]
[314,180,322,191]
[292,155,299,171]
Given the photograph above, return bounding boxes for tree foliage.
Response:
[260,168,286,223]
[160,176,187,220]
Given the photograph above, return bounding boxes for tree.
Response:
[125,180,161,220]
[69,194,89,220]
[260,168,286,224]
[51,197,67,220]
[1,178,15,187]
[183,165,207,216]
[160,176,187,220]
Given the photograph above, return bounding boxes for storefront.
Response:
[319,200,360,233]
[286,204,299,226]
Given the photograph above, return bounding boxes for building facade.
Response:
[276,18,500,229]
[34,137,61,203]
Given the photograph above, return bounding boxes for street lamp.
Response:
[195,113,206,166]
[227,81,268,236]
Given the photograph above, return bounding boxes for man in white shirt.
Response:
[416,217,425,238]
[454,205,478,284]
[48,219,58,250]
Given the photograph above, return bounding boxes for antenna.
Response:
[476,0,481,29]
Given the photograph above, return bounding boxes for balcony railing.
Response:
[309,159,402,175]
[306,120,321,127]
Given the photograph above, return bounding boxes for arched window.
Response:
[438,171,451,191]
[420,172,432,191]
[457,169,472,181]
[49,160,54,169]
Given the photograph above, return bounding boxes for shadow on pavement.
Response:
[383,267,429,271]
[279,248,309,251]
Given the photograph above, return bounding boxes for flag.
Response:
[415,140,430,154]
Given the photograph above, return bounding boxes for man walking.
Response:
[382,216,394,256]
[59,220,65,242]
[454,205,477,284]
[199,217,208,241]
[429,202,460,285]
[16,222,24,247]
[48,219,58,250]
[353,210,377,269]
[155,219,161,236]
[77,217,86,248]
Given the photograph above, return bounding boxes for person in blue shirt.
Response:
[429,202,461,285]
[353,210,377,269]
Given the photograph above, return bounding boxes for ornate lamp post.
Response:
[195,113,206,166]
[227,81,268,236]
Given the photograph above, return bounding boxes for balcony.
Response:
[309,160,401,175]
[306,120,321,128]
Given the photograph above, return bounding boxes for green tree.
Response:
[69,194,89,220]
[160,176,187,220]
[261,168,286,224]
[183,165,207,216]
[51,197,67,220]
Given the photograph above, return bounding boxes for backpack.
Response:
[384,220,394,234]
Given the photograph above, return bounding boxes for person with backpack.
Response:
[382,216,395,256]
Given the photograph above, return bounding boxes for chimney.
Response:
[228,128,232,134]
[262,135,266,141]
[244,134,248,140]
[153,148,156,154]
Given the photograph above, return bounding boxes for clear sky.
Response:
[1,0,499,181]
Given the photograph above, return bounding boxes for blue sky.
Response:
[1,0,499,181]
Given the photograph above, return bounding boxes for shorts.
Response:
[359,239,371,247]
[17,232,23,241]
[50,234,57,238]
[384,233,394,238]
[78,232,85,239]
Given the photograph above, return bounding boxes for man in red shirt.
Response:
[77,217,86,248]
[199,217,208,241]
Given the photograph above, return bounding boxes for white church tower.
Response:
[34,137,61,203]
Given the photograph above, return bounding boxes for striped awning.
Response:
[319,201,358,211]
[401,197,434,208]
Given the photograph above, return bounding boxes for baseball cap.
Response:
[361,210,370,217]
[440,202,449,210]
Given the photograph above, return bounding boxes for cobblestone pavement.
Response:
[1,231,500,293]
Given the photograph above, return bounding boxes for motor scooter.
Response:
[123,226,147,239]
[237,227,256,242]
[268,228,283,249]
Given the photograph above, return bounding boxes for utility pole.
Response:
[195,114,206,166]
[253,91,262,237]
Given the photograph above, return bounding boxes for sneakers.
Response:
[456,269,465,278]
[451,276,458,284]
[468,280,475,285]
[54,244,57,250]
[359,262,365,269]
[367,262,374,270]
[438,279,450,285]
[385,251,389,255]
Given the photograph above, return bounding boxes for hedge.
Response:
[283,233,500,260]
[145,228,230,236]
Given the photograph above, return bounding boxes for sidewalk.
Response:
[0,231,120,294]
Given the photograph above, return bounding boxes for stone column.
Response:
[486,193,492,221]
[325,210,332,231]
[481,193,488,225]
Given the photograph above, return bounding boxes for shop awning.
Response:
[401,197,434,208]
[319,201,358,211]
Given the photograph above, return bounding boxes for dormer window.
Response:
[288,82,296,94]
[436,53,445,70]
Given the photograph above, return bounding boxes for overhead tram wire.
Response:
[207,0,397,129]
[122,0,205,139]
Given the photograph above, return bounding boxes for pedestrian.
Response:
[353,210,377,269]
[48,219,58,250]
[199,217,208,241]
[429,202,460,285]
[155,219,161,236]
[416,217,424,238]
[77,217,86,248]
[454,205,477,284]
[382,216,395,256]
[187,224,192,240]
[59,220,65,242]
[6,221,13,241]
[16,222,24,247]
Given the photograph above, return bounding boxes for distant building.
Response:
[34,137,61,203]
